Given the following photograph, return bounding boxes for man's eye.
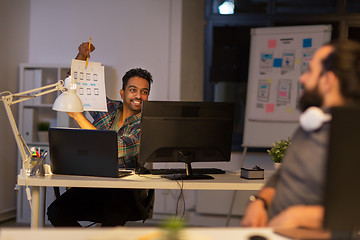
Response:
[142,90,149,95]
[129,89,136,92]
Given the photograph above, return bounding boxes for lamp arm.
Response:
[2,98,31,172]
[10,80,65,105]
[0,80,65,173]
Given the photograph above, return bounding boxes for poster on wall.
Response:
[71,59,107,112]
[243,25,332,148]
[247,34,322,122]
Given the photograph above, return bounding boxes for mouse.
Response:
[248,235,267,240]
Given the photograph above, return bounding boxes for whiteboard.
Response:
[243,25,332,148]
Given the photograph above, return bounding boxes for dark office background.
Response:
[204,0,360,151]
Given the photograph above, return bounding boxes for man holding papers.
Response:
[47,42,153,227]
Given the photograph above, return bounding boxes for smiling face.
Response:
[120,76,150,115]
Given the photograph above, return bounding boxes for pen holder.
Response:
[30,157,45,176]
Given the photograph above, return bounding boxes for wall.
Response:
[28,0,182,101]
[0,0,31,221]
[180,0,205,101]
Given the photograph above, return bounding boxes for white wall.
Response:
[0,0,30,221]
[28,0,182,101]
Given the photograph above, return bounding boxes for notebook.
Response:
[49,127,132,178]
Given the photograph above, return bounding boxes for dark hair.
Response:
[122,68,153,90]
[323,40,360,102]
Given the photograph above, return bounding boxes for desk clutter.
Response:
[28,147,49,176]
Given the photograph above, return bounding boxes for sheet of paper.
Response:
[71,59,107,112]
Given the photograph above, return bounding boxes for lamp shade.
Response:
[52,76,83,112]
[52,90,84,112]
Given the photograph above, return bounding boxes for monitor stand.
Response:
[161,151,214,180]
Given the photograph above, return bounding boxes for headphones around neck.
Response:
[299,106,332,132]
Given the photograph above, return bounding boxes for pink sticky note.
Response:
[266,103,275,113]
[279,91,288,97]
[268,39,277,48]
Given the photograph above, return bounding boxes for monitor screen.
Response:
[323,106,360,235]
[138,101,234,179]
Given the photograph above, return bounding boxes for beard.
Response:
[298,85,324,112]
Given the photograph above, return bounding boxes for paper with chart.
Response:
[248,35,320,122]
[243,25,332,148]
[71,59,107,112]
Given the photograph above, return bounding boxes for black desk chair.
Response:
[128,189,155,222]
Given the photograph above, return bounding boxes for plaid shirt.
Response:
[89,98,141,168]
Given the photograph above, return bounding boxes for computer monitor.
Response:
[138,101,235,180]
[323,106,360,236]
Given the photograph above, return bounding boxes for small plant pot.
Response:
[274,162,282,170]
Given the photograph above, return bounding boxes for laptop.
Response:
[49,128,132,178]
[275,106,360,239]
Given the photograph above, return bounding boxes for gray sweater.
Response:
[265,123,330,219]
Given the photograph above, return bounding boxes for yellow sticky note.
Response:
[286,107,292,113]
[266,78,273,83]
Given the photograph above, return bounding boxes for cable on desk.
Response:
[20,170,33,211]
[138,172,186,220]
[175,176,185,220]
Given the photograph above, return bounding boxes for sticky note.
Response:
[303,38,312,48]
[266,78,273,83]
[268,39,277,48]
[273,58,282,67]
[266,103,275,113]
[286,108,292,113]
[279,91,288,97]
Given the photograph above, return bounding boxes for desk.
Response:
[17,171,272,228]
[0,227,291,240]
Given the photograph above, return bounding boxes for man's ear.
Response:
[322,71,337,93]
[120,89,124,100]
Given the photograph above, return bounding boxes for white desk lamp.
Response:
[1,76,83,174]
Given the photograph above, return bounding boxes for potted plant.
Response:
[268,137,291,170]
[37,121,50,142]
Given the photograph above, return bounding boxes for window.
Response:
[205,0,360,151]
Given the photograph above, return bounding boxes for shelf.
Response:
[27,142,50,146]
[24,104,54,108]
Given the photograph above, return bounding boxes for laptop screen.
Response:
[48,128,119,178]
